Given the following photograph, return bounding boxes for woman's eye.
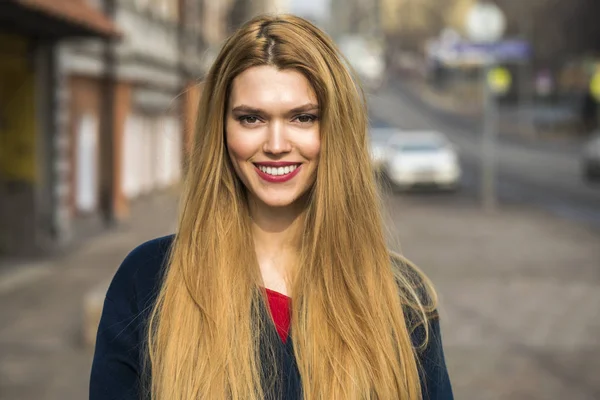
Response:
[239,116,260,125]
[295,114,317,124]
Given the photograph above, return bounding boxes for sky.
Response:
[290,0,330,19]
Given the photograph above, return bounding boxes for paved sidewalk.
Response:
[383,193,600,400]
[0,189,598,399]
[0,192,179,400]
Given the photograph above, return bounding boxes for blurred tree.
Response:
[384,0,469,53]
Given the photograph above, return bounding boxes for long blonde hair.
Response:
[147,14,437,399]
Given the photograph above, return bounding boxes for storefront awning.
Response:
[0,0,121,39]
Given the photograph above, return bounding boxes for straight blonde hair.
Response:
[146,14,437,399]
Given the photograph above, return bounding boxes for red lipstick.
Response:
[254,162,302,183]
[254,161,299,167]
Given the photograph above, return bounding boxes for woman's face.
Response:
[226,65,321,209]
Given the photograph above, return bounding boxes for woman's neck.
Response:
[249,198,305,296]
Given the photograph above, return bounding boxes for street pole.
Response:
[519,10,535,139]
[481,60,498,212]
[466,0,505,213]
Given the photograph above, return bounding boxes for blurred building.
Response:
[254,0,290,15]
[0,0,119,256]
[60,0,201,241]
[380,0,401,36]
[330,0,380,39]
[227,0,290,36]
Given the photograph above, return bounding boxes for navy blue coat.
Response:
[90,235,453,399]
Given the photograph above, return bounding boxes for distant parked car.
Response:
[369,127,398,173]
[582,133,600,182]
[383,131,461,191]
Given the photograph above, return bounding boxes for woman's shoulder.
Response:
[105,234,175,308]
[91,236,175,396]
[389,251,437,311]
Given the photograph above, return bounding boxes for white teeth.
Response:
[258,164,298,177]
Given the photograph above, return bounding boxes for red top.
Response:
[265,288,291,343]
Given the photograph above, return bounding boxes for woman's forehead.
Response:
[229,66,318,110]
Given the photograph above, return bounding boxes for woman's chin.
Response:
[250,191,306,210]
[259,197,299,209]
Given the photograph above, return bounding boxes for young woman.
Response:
[90,14,453,400]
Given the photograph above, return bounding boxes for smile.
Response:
[254,163,302,183]
[257,164,298,176]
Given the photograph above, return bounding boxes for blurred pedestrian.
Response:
[90,14,453,400]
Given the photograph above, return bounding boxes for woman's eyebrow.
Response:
[231,105,263,114]
[230,103,320,115]
[288,103,320,114]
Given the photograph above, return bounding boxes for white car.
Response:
[383,131,461,191]
[369,127,398,172]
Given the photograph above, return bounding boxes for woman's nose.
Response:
[263,120,292,154]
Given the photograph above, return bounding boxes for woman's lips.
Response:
[254,163,302,183]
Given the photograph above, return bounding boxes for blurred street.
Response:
[371,80,600,230]
[371,81,600,398]
[385,192,600,400]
